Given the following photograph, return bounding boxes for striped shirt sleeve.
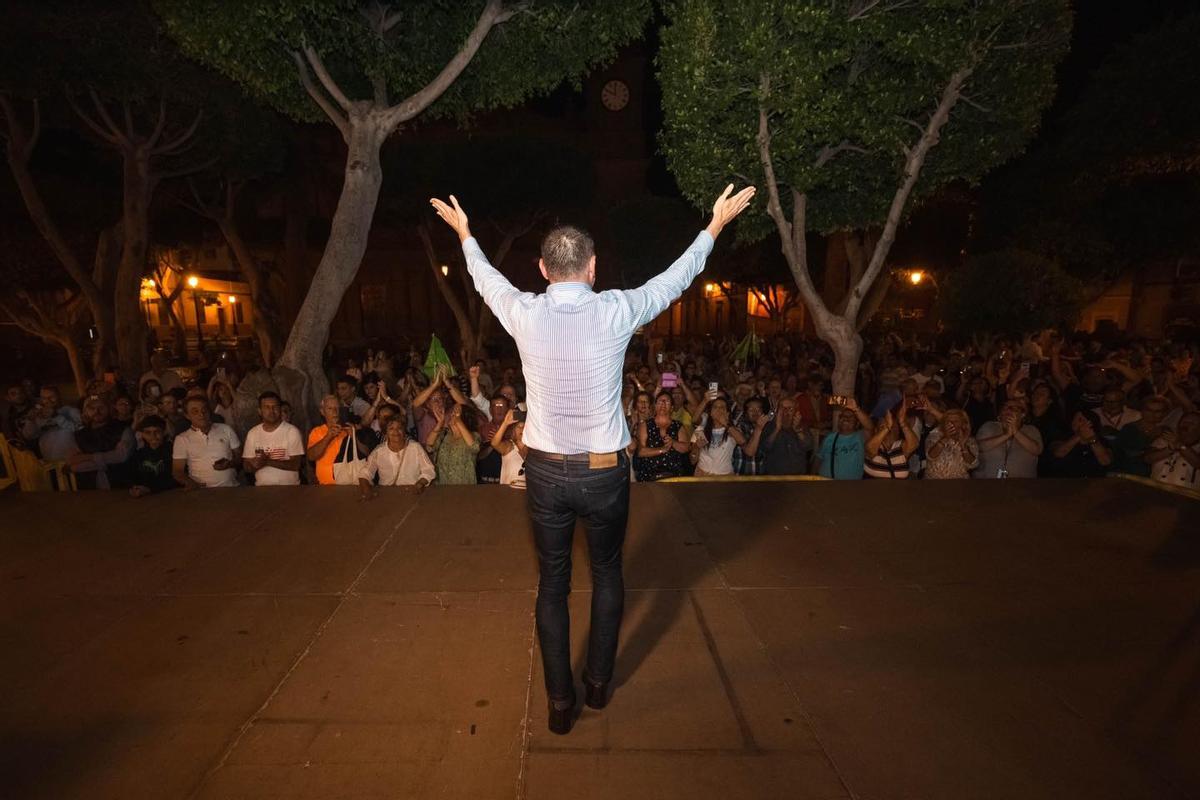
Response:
[619,231,714,330]
[462,236,531,336]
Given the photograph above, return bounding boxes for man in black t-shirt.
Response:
[1050,409,1113,478]
[129,415,181,497]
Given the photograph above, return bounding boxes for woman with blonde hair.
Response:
[924,408,980,479]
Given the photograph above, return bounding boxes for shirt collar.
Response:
[545,281,594,303]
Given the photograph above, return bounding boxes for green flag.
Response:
[423,334,457,380]
[731,329,761,365]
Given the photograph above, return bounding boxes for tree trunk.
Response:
[90,226,121,374]
[817,315,864,397]
[756,66,970,397]
[61,335,88,397]
[275,114,386,422]
[418,221,479,367]
[219,217,285,368]
[3,129,117,373]
[156,291,189,359]
[822,231,850,308]
[114,150,152,380]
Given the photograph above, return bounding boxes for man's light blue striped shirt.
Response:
[462,231,714,454]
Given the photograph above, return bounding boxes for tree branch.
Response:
[123,100,136,141]
[814,140,868,169]
[0,95,41,162]
[1,98,105,316]
[303,45,353,111]
[756,72,831,329]
[87,88,129,146]
[146,98,169,148]
[957,93,992,114]
[382,0,507,130]
[65,90,124,146]
[844,66,973,322]
[184,177,216,219]
[382,8,404,31]
[418,218,474,343]
[153,109,203,155]
[291,50,350,141]
[848,0,914,21]
[153,155,219,182]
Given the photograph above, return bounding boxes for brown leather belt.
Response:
[528,448,621,468]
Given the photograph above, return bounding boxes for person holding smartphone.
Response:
[815,397,872,480]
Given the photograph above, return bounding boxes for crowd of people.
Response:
[2,328,1198,495]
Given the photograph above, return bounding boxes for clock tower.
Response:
[583,45,651,201]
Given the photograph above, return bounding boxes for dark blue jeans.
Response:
[524,451,630,703]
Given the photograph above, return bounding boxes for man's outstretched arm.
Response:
[430,195,526,335]
[623,184,756,329]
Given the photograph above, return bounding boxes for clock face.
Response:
[601,79,630,112]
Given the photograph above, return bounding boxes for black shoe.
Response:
[583,677,609,710]
[548,695,575,735]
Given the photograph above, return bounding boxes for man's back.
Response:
[463,232,714,454]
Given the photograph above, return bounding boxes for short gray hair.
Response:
[540,225,594,279]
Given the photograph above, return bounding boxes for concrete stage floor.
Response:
[1,479,1198,800]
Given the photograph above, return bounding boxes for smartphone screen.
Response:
[708,381,719,393]
[661,372,678,388]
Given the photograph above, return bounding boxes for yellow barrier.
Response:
[1112,472,1200,501]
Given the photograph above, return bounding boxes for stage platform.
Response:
[1,479,1198,799]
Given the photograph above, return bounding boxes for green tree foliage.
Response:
[155,0,651,412]
[657,0,1070,392]
[659,0,1069,235]
[939,249,1083,336]
[156,0,651,124]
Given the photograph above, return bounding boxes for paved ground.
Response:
[1,478,1198,800]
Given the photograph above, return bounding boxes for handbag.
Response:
[332,430,366,485]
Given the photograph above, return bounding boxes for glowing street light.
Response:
[908,269,926,286]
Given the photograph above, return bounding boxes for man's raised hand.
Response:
[706,183,756,240]
[429,195,472,243]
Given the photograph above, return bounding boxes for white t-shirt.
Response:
[500,446,526,487]
[172,423,241,487]
[1150,439,1200,490]
[364,440,436,486]
[691,426,736,475]
[243,422,305,486]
